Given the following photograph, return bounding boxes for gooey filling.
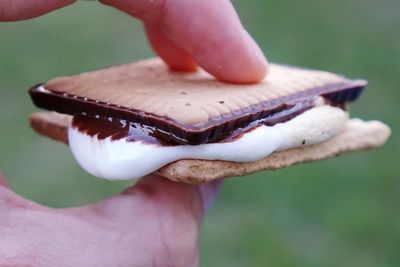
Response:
[68,102,349,180]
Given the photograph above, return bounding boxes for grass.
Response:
[0,0,399,266]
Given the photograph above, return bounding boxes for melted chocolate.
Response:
[224,98,316,142]
[29,82,365,145]
[72,97,318,145]
[72,116,174,146]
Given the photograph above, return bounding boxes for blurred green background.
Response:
[0,0,399,266]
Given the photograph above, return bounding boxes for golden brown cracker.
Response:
[28,112,390,184]
[42,58,365,126]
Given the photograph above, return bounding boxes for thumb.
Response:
[100,0,268,83]
[125,175,222,217]
[121,175,205,223]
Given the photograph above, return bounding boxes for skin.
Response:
[0,0,268,83]
[0,172,221,267]
[0,1,267,266]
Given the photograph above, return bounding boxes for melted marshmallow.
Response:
[68,105,348,180]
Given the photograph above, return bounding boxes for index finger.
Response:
[101,0,268,83]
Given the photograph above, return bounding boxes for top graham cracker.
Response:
[40,58,366,127]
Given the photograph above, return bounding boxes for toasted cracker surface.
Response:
[158,119,390,183]
[29,112,390,184]
[42,58,365,126]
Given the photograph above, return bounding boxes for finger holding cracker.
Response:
[101,0,268,83]
[28,58,391,184]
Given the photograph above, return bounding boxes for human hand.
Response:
[0,0,268,83]
[0,172,221,266]
[0,1,266,265]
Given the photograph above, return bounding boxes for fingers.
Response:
[62,176,212,266]
[124,175,202,265]
[132,175,222,216]
[95,175,219,227]
[159,0,268,83]
[99,0,166,23]
[74,175,199,266]
[100,176,203,265]
[127,175,204,221]
[2,0,267,82]
[100,0,268,83]
[0,0,76,21]
[144,23,198,71]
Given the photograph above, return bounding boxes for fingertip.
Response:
[214,59,268,84]
[121,174,163,196]
[144,23,198,72]
[247,32,270,79]
[206,55,268,84]
[208,32,269,84]
[246,31,269,79]
[134,175,204,218]
[156,0,268,84]
[130,175,200,203]
[134,174,170,190]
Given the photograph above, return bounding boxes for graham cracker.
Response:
[28,112,390,184]
[29,112,71,144]
[34,58,366,127]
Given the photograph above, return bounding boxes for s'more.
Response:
[28,58,390,184]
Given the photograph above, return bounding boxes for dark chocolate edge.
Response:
[29,80,366,145]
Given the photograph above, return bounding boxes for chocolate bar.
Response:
[29,58,366,145]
